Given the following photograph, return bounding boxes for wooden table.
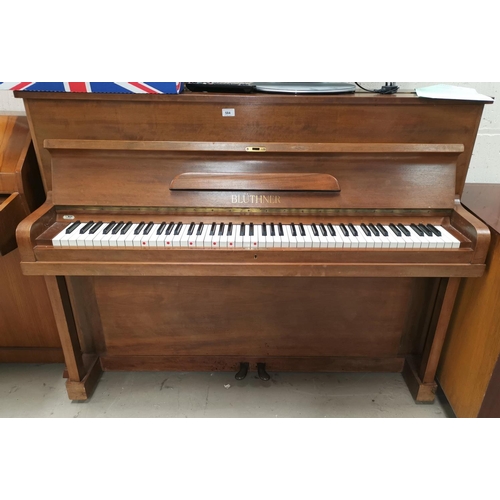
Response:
[438,183,500,417]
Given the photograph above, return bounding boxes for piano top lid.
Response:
[13,90,495,105]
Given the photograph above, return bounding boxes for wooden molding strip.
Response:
[43,139,465,155]
[170,173,341,192]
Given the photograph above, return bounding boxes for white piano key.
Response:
[286,225,297,248]
[194,224,209,248]
[333,226,350,248]
[353,226,367,248]
[85,224,105,247]
[404,225,421,249]
[280,225,290,248]
[438,227,461,248]
[180,224,194,247]
[116,223,134,247]
[360,228,375,248]
[203,224,215,248]
[250,224,259,249]
[227,224,236,248]
[52,226,67,247]
[146,224,163,247]
[382,226,401,249]
[265,224,275,248]
[271,224,282,248]
[172,224,188,248]
[257,224,266,248]
[308,225,321,248]
[211,224,223,248]
[219,224,229,248]
[235,224,244,248]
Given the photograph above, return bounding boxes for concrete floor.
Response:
[0,364,454,418]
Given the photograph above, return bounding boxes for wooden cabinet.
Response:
[0,116,62,363]
[438,183,500,417]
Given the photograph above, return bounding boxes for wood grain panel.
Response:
[94,276,413,358]
[49,150,458,209]
[438,231,500,417]
[0,248,59,348]
[19,92,486,194]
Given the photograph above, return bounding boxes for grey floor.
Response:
[0,364,454,418]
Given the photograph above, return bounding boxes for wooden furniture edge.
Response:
[16,194,55,262]
[452,201,491,264]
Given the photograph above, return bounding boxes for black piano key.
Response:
[112,222,125,234]
[410,223,424,237]
[134,221,146,235]
[196,223,204,236]
[89,222,103,234]
[389,223,401,237]
[319,223,327,237]
[376,223,389,237]
[427,224,442,236]
[227,222,233,236]
[79,221,95,234]
[339,223,349,237]
[262,223,267,236]
[418,223,433,237]
[368,223,380,236]
[397,223,411,237]
[157,222,166,235]
[187,222,196,236]
[249,223,254,237]
[143,222,154,235]
[240,223,245,236]
[290,223,297,237]
[166,222,175,235]
[218,223,225,236]
[103,221,116,235]
[270,223,275,237]
[360,223,371,236]
[209,223,216,236]
[65,221,81,234]
[278,223,284,237]
[298,223,306,237]
[311,223,319,237]
[347,223,358,237]
[327,223,335,236]
[174,222,183,236]
[120,221,133,234]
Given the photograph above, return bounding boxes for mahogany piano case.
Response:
[15,91,491,400]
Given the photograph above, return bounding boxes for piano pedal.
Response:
[257,363,271,382]
[235,362,249,380]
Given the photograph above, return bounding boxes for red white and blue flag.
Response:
[0,82,183,94]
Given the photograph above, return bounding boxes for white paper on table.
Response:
[416,84,494,102]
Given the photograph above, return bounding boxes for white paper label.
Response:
[222,108,235,117]
[63,215,75,220]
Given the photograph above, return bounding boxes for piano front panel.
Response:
[49,149,457,210]
[94,276,420,358]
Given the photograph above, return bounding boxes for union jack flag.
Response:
[0,82,183,94]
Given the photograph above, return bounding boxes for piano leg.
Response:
[403,277,461,403]
[44,276,102,401]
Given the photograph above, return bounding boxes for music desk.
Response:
[438,183,500,417]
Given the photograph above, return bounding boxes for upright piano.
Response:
[15,90,491,401]
[0,115,61,363]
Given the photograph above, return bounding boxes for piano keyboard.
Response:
[51,221,461,249]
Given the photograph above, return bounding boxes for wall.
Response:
[0,82,498,183]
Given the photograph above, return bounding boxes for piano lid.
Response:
[44,140,464,211]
